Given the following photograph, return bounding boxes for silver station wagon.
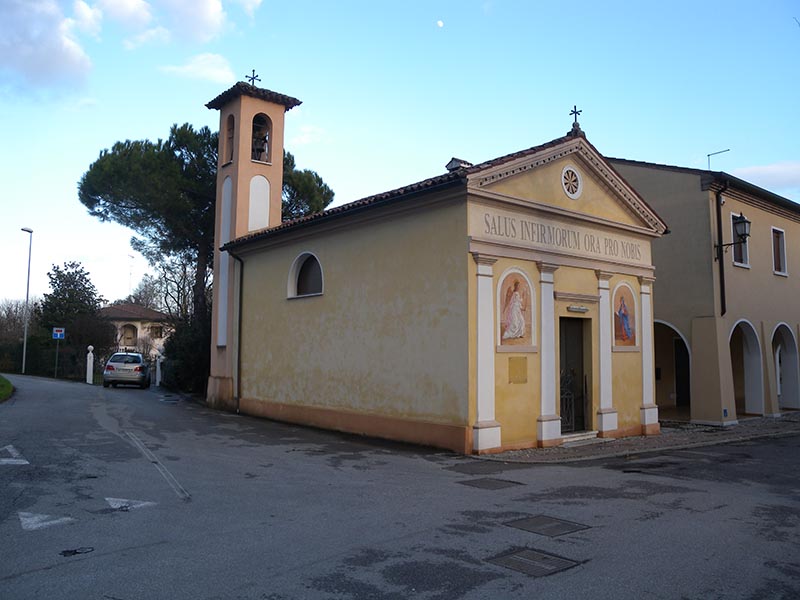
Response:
[102,352,151,389]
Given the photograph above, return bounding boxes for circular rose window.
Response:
[562,166,583,200]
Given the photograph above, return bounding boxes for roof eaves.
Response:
[608,157,798,213]
[206,82,302,111]
[223,171,466,252]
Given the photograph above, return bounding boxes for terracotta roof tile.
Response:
[99,303,169,322]
[223,130,639,252]
[206,82,302,111]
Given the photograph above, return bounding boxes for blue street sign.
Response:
[52,327,65,340]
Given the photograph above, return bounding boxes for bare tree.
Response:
[0,298,37,343]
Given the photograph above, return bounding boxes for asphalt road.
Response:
[1,374,799,599]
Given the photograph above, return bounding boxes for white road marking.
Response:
[125,431,191,502]
[18,512,75,531]
[0,445,30,465]
[105,497,157,510]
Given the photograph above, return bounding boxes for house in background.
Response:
[99,303,171,359]
[609,159,800,425]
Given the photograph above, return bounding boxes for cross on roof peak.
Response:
[567,105,585,137]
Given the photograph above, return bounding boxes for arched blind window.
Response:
[296,255,322,295]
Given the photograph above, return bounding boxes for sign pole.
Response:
[52,327,65,379]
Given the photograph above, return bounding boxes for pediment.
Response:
[466,136,666,235]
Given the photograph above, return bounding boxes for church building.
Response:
[205,82,667,454]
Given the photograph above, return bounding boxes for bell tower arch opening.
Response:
[251,113,272,162]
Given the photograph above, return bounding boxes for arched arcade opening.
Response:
[772,323,800,410]
[729,320,764,416]
[653,321,691,420]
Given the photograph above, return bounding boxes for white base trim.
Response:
[640,404,659,426]
[537,414,562,441]
[596,408,618,432]
[473,421,502,451]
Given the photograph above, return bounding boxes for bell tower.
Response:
[205,81,302,409]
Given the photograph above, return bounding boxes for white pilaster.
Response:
[537,262,562,446]
[639,276,659,432]
[472,254,501,452]
[596,270,617,433]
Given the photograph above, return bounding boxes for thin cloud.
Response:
[291,125,326,146]
[124,26,171,49]
[98,0,154,29]
[71,0,103,37]
[161,0,226,43]
[732,162,800,200]
[231,0,262,17]
[65,96,99,111]
[160,53,235,84]
[0,0,92,89]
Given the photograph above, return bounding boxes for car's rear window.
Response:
[109,354,142,364]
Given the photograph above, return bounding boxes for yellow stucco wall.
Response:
[492,258,541,446]
[488,260,649,445]
[489,158,642,228]
[238,198,470,426]
[609,275,645,431]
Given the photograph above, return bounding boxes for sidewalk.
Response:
[479,411,800,463]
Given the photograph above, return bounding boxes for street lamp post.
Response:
[21,227,33,375]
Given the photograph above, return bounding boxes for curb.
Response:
[472,428,800,465]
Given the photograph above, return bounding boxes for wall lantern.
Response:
[715,212,751,261]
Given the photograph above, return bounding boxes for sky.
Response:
[1,0,799,305]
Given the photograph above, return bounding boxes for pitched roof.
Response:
[223,128,665,251]
[206,82,302,111]
[608,157,800,215]
[99,303,169,322]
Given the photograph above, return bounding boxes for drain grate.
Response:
[505,515,590,537]
[488,548,578,577]
[457,477,524,490]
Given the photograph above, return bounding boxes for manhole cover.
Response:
[505,515,589,537]
[488,548,578,577]
[457,478,524,490]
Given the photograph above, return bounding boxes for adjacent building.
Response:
[205,82,667,454]
[610,159,800,425]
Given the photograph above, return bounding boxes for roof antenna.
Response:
[707,148,730,170]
